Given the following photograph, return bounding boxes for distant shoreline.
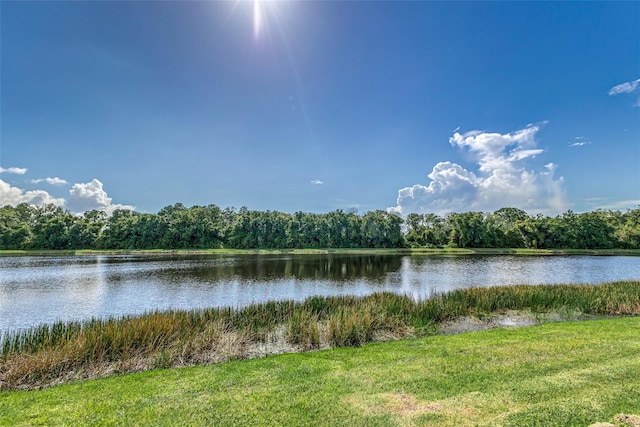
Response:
[2,248,640,256]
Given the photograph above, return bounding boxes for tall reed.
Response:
[2,281,639,390]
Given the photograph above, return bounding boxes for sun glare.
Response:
[253,0,264,40]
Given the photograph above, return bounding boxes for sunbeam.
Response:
[253,0,264,40]
[248,0,316,144]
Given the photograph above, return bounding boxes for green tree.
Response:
[29,205,74,249]
[488,207,528,248]
[0,204,36,249]
[447,212,491,248]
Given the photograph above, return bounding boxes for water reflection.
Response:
[151,254,402,283]
[1,254,638,332]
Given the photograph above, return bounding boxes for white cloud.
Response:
[568,137,592,147]
[389,124,567,216]
[0,166,28,175]
[31,177,69,186]
[585,198,640,211]
[0,179,65,207]
[0,175,133,215]
[68,179,134,214]
[311,179,324,185]
[608,78,640,95]
[449,123,544,173]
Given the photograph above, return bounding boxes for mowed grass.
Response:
[2,316,640,426]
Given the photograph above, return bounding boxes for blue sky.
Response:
[1,1,639,215]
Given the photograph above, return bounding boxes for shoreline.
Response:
[2,281,639,391]
[2,247,640,256]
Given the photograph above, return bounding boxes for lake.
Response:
[1,254,639,333]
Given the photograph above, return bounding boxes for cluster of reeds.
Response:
[1,280,639,390]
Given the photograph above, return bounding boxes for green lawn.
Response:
[2,317,640,426]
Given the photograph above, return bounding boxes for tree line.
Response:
[1,203,639,250]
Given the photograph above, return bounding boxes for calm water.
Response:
[1,254,639,332]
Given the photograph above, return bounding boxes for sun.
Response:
[245,0,287,43]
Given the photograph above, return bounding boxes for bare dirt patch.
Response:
[438,310,607,336]
[344,392,442,418]
[343,391,519,425]
[616,414,640,427]
[588,414,640,427]
[438,311,537,335]
[380,393,443,417]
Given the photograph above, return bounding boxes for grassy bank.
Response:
[2,281,640,391]
[2,247,640,256]
[2,316,640,426]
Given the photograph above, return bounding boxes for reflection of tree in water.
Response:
[159,255,403,283]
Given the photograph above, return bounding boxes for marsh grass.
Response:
[2,280,639,390]
[285,311,321,349]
